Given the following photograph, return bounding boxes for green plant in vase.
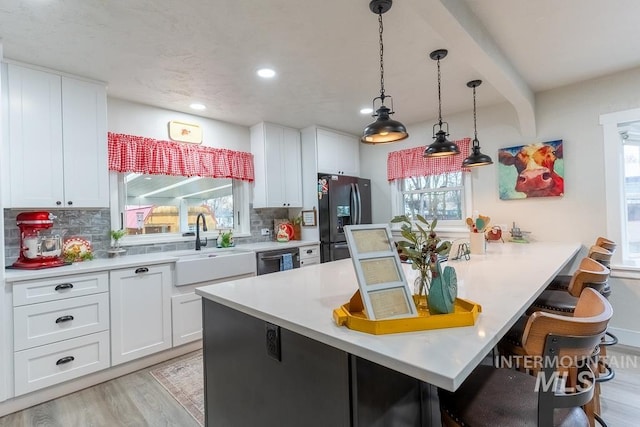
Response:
[110,229,126,249]
[391,215,456,314]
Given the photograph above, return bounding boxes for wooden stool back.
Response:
[567,257,610,297]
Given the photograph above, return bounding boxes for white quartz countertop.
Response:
[4,240,319,282]
[195,241,580,391]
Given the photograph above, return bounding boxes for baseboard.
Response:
[0,340,202,418]
[608,326,640,349]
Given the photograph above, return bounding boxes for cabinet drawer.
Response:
[14,293,110,351]
[300,257,320,268]
[299,245,320,260]
[14,330,110,396]
[12,272,109,306]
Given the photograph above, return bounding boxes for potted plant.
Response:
[289,216,302,240]
[108,229,127,257]
[391,215,456,314]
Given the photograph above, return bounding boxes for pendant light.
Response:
[361,0,408,144]
[462,80,493,167]
[424,49,459,157]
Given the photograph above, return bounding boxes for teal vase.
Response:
[427,261,458,314]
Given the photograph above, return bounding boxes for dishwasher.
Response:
[256,247,300,275]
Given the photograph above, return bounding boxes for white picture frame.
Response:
[344,224,418,320]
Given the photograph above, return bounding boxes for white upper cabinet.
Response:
[251,122,302,208]
[4,63,108,208]
[310,127,360,177]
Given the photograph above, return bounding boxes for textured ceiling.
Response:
[1,0,639,137]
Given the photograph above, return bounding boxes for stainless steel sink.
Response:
[173,248,256,286]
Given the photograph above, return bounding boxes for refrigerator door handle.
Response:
[350,183,357,225]
[355,183,362,225]
[334,242,349,249]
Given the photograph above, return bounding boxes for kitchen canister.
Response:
[469,232,486,255]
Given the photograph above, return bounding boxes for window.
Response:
[391,171,471,229]
[387,139,473,231]
[600,108,640,268]
[110,172,250,243]
[107,132,253,244]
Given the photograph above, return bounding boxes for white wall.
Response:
[360,66,640,346]
[107,98,250,151]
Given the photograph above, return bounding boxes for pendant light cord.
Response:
[437,56,443,127]
[378,10,385,102]
[472,85,478,143]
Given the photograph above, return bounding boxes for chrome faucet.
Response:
[195,213,208,250]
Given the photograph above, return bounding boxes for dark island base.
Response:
[203,299,441,427]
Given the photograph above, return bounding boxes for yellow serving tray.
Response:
[333,290,482,335]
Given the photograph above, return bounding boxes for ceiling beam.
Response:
[412,0,536,138]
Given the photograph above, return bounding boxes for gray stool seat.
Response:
[439,365,589,427]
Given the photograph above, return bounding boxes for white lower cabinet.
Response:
[11,272,111,396]
[171,292,202,346]
[110,264,173,365]
[14,330,110,396]
[299,244,321,267]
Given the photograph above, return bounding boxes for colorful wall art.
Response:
[498,140,564,200]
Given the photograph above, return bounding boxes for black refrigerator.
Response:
[318,174,372,263]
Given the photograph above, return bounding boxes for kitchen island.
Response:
[196,241,580,426]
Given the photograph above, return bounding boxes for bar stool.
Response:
[532,257,610,315]
[595,236,616,252]
[529,258,612,427]
[546,246,613,292]
[439,288,612,427]
[500,288,612,426]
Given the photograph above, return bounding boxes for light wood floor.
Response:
[0,346,638,426]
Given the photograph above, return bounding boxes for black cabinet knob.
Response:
[67,201,73,205]
[56,201,62,205]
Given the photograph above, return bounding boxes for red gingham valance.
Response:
[108,132,254,182]
[387,138,471,181]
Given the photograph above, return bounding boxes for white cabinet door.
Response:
[61,77,109,208]
[7,63,65,207]
[5,63,108,208]
[316,128,360,177]
[251,122,302,208]
[110,264,172,365]
[171,292,202,346]
[282,126,303,207]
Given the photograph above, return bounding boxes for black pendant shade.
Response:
[424,49,459,157]
[425,127,460,157]
[361,0,408,144]
[362,105,409,144]
[462,79,493,167]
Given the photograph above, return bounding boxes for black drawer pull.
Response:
[135,267,149,274]
[306,249,313,254]
[55,315,74,324]
[56,356,75,365]
[54,283,74,291]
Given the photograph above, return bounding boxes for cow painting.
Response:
[498,140,564,199]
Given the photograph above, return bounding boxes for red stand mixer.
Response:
[12,211,66,269]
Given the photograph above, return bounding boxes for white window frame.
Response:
[390,171,473,236]
[109,172,251,246]
[600,108,640,274]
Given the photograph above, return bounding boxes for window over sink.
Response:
[107,132,253,245]
[110,172,250,244]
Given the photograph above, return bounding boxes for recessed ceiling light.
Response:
[257,68,276,78]
[190,103,206,110]
[360,107,373,115]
